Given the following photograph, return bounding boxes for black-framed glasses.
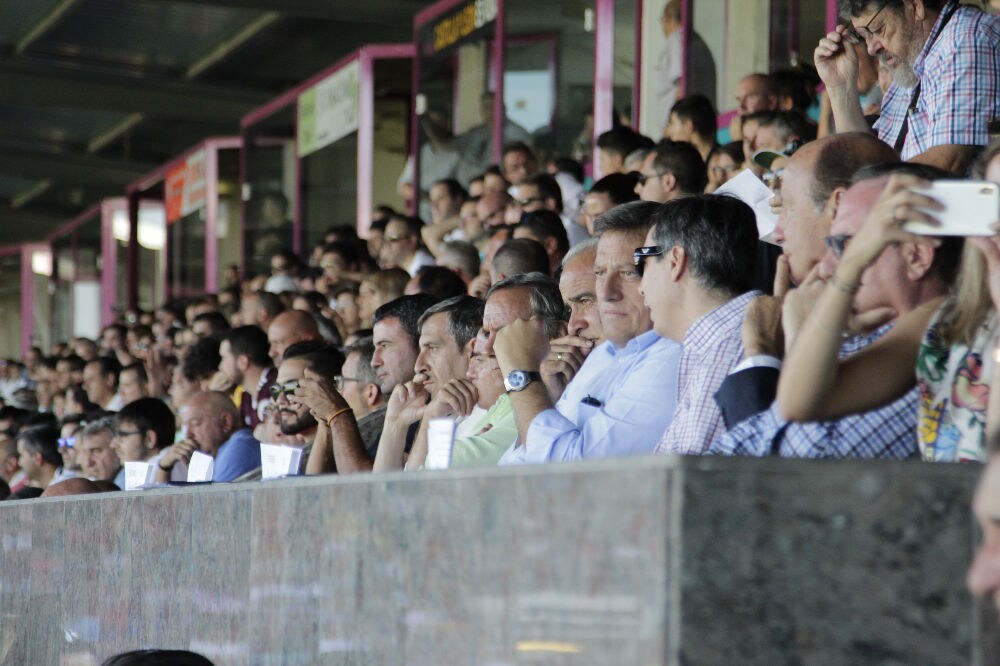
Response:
[334,375,360,392]
[823,233,853,260]
[57,436,76,449]
[114,429,145,440]
[849,0,889,42]
[633,245,665,277]
[636,172,663,186]
[269,379,300,401]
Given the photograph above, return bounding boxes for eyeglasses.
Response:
[269,379,300,401]
[823,233,853,260]
[334,375,360,391]
[633,245,666,277]
[57,436,75,449]
[114,429,145,440]
[850,1,889,42]
[762,168,785,190]
[636,172,664,186]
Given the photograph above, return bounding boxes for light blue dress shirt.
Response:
[498,330,682,465]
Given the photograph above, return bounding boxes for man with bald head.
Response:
[155,390,260,482]
[771,132,899,286]
[711,162,957,458]
[268,310,320,362]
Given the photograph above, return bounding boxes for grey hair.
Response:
[486,272,568,338]
[417,295,486,351]
[344,336,378,387]
[82,416,116,440]
[561,237,599,268]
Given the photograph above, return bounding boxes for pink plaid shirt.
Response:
[654,291,759,455]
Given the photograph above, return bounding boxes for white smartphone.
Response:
[902,181,999,236]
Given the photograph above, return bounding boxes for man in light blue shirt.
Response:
[495,201,682,464]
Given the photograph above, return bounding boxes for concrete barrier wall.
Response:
[0,457,988,665]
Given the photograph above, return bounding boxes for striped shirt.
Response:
[875,2,1000,160]
[654,291,760,455]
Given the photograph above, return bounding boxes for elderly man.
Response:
[816,0,1000,172]
[78,418,124,488]
[334,337,388,454]
[155,391,260,482]
[14,425,74,495]
[496,202,683,464]
[642,195,760,455]
[710,163,958,458]
[730,73,779,141]
[772,133,899,285]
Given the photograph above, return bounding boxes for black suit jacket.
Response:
[714,366,780,430]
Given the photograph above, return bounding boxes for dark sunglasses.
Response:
[636,172,663,186]
[633,245,665,277]
[269,379,300,401]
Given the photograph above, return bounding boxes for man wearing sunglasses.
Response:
[495,201,682,464]
[710,163,956,459]
[641,195,760,455]
[816,0,1000,174]
[634,141,706,204]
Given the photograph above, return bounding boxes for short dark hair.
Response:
[432,178,469,203]
[770,69,819,113]
[651,140,708,194]
[591,200,662,236]
[649,194,758,297]
[553,158,584,184]
[87,356,122,386]
[101,649,214,666]
[418,295,486,351]
[501,141,536,162]
[708,141,745,166]
[387,214,425,238]
[321,240,361,267]
[223,326,271,369]
[191,311,231,336]
[493,238,551,277]
[517,210,569,258]
[282,339,336,361]
[57,354,86,372]
[182,338,221,382]
[372,293,441,349]
[414,266,468,300]
[588,172,641,205]
[669,94,718,141]
[120,362,148,385]
[17,425,62,467]
[298,349,347,380]
[115,398,175,452]
[255,290,286,320]
[596,126,646,159]
[486,273,568,338]
[525,174,564,213]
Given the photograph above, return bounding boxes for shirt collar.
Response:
[682,291,760,354]
[913,0,957,78]
[607,328,661,357]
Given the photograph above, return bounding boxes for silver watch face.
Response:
[509,370,528,388]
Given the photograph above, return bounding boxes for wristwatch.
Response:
[504,369,541,393]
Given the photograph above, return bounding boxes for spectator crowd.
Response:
[3,0,1000,611]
